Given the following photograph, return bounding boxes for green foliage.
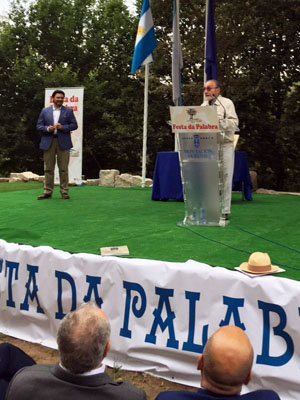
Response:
[110,362,123,381]
[149,0,300,190]
[211,0,300,190]
[0,0,299,190]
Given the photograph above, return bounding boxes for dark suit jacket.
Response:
[36,105,78,151]
[5,363,146,400]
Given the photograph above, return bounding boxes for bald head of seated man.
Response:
[199,325,253,395]
[155,326,280,400]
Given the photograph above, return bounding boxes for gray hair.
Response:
[57,302,111,374]
[206,79,220,88]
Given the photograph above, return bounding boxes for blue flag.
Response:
[131,0,157,74]
[205,0,217,80]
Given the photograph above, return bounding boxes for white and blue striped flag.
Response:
[130,0,157,74]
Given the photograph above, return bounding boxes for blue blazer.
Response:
[155,388,281,400]
[37,105,78,150]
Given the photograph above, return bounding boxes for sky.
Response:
[0,0,10,16]
[0,0,136,17]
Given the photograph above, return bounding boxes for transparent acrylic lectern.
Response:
[170,106,226,227]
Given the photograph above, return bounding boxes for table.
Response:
[232,151,253,201]
[152,151,252,201]
[151,152,183,201]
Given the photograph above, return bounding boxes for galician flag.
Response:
[130,0,157,74]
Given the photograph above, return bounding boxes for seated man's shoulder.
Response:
[6,366,146,400]
[13,363,52,377]
[155,391,199,400]
[8,363,54,385]
[155,389,280,400]
[242,390,280,399]
[113,380,146,399]
[5,364,55,399]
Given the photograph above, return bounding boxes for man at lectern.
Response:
[202,80,239,220]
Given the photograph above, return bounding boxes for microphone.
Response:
[212,94,240,132]
[212,94,226,119]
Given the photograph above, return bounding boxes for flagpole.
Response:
[130,0,156,188]
[204,0,208,86]
[141,63,149,187]
[172,0,182,152]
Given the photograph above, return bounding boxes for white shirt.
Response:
[53,105,61,125]
[53,105,61,134]
[59,362,106,376]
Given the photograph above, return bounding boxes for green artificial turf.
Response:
[0,183,299,280]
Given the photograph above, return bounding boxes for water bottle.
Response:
[192,207,199,224]
[200,207,207,224]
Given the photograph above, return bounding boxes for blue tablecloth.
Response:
[232,151,253,201]
[152,151,252,201]
[151,152,183,201]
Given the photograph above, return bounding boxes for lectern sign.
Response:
[171,106,219,132]
[170,106,225,226]
[171,106,219,163]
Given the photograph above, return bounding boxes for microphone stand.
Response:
[212,94,226,119]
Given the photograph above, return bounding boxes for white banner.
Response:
[0,238,299,400]
[44,87,84,185]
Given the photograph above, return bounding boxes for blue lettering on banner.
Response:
[83,275,103,308]
[256,300,294,366]
[219,296,246,330]
[1,256,299,367]
[182,291,208,353]
[5,260,19,308]
[55,271,77,320]
[145,287,179,349]
[120,281,146,338]
[20,265,44,313]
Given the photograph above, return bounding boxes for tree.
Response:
[148,0,300,190]
[0,0,299,190]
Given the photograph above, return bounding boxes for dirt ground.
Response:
[0,334,197,400]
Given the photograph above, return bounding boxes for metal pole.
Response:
[141,63,149,187]
[204,0,208,86]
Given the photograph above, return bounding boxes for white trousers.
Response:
[222,144,234,214]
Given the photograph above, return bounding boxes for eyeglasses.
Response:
[203,86,218,91]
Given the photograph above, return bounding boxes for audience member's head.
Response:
[197,326,253,395]
[57,302,111,374]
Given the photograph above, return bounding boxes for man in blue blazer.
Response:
[36,89,78,200]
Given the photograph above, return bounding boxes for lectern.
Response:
[170,106,226,226]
